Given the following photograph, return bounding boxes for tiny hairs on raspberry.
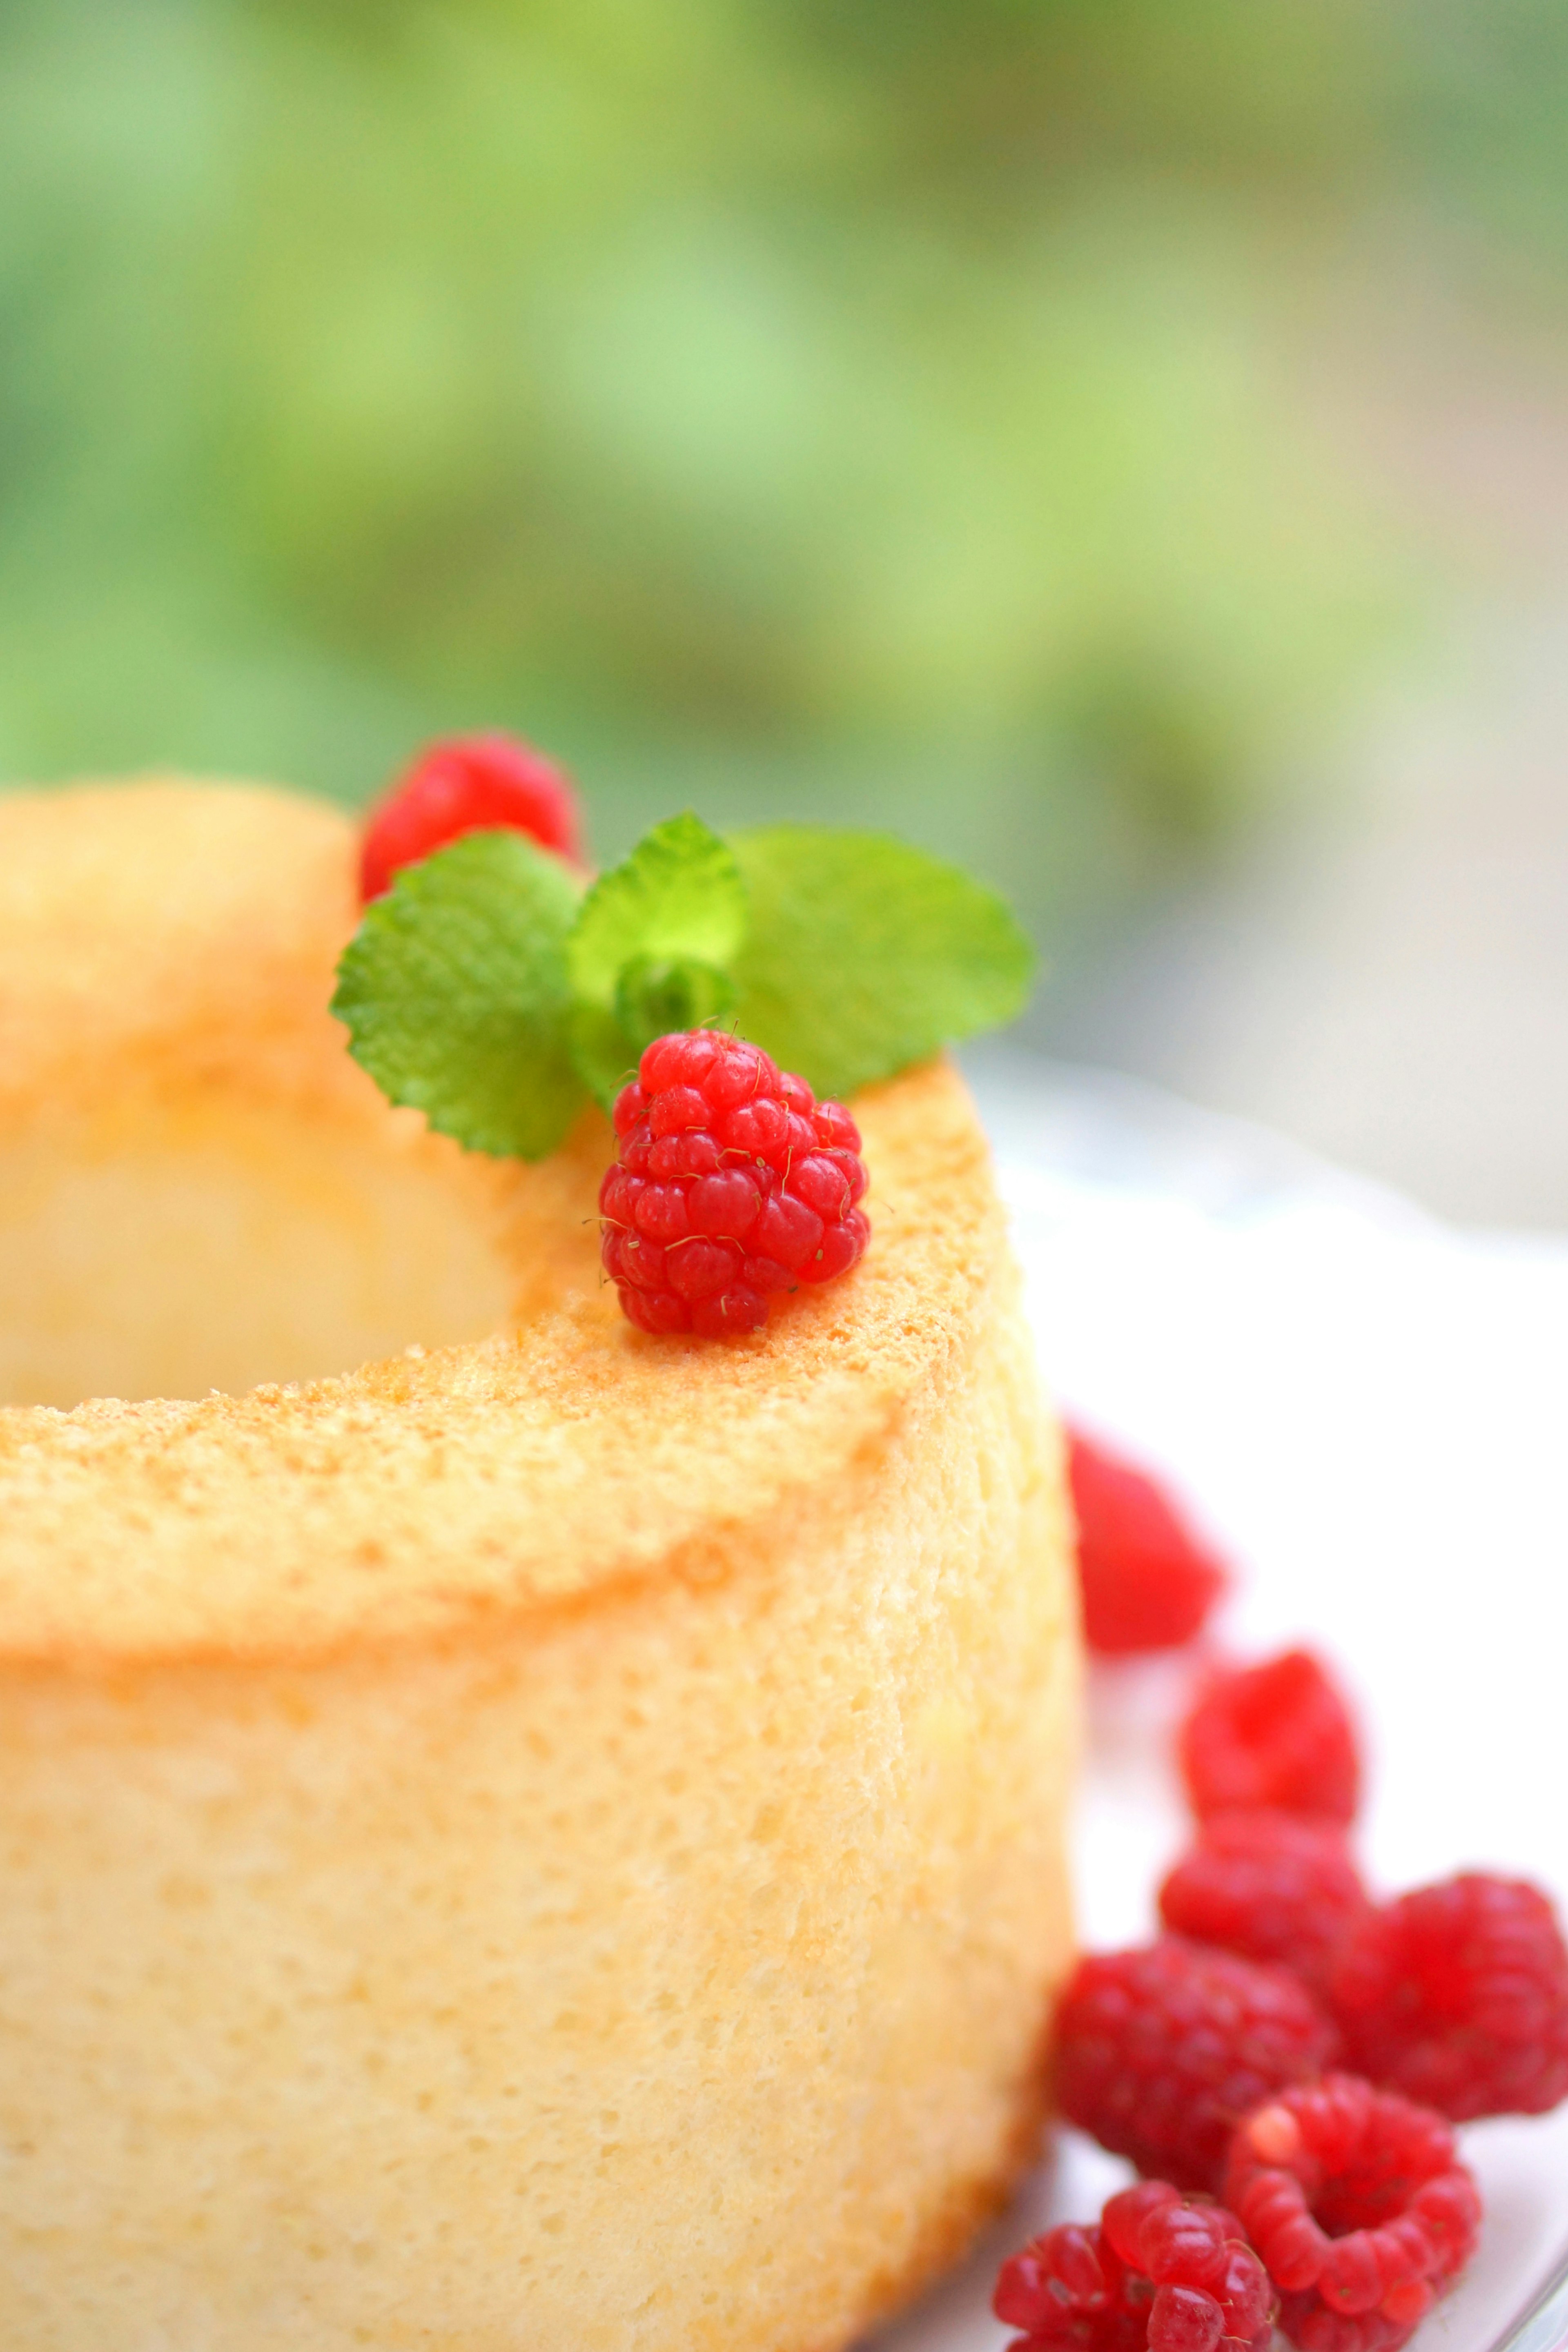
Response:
[601,1029,869,1339]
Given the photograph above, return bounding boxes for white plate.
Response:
[868,1055,1568,2352]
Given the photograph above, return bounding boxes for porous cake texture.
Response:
[0,783,1079,2351]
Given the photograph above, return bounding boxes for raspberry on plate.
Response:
[1053,1936,1341,2193]
[994,2180,1275,2352]
[601,1029,870,1338]
[1329,1871,1568,2121]
[360,730,585,900]
[993,2217,1149,2352]
[1159,1809,1371,1993]
[1066,1428,1229,1654]
[1224,2074,1482,2352]
[1180,1648,1362,1825]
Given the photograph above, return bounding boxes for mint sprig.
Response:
[728,826,1035,1102]
[565,813,746,1106]
[331,830,584,1160]
[334,813,1035,1158]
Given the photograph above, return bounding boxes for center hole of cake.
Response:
[0,1101,515,1409]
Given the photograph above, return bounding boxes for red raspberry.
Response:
[1180,1650,1362,1826]
[1159,1810,1371,1994]
[1067,1428,1229,1654]
[1054,1937,1341,2193]
[360,731,585,900]
[994,2181,1275,2352]
[1328,1872,1568,2121]
[600,1030,869,1338]
[1224,2075,1482,2352]
[993,2218,1148,2352]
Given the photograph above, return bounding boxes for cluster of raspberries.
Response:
[1001,1468,1568,2352]
[1001,2084,1480,2352]
[600,1030,869,1337]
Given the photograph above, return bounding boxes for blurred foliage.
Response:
[2,0,1566,942]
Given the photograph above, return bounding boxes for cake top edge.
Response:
[0,1057,1018,1670]
[0,778,361,1121]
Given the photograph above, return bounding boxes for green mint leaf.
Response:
[569,958,738,1110]
[332,830,588,1160]
[567,1001,644,1111]
[613,953,737,1042]
[566,811,747,1007]
[564,811,748,1103]
[726,826,1036,1099]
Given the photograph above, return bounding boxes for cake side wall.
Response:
[0,1266,1077,2351]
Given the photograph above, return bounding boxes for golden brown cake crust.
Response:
[0,777,366,1122]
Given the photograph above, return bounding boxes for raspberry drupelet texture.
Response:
[600,1029,870,1337]
[1066,1428,1229,1654]
[1159,1809,1371,1995]
[1053,1936,1341,2193]
[1180,1649,1362,1826]
[360,730,585,900]
[1329,1872,1568,2122]
[993,2180,1276,2352]
[993,2218,1149,2352]
[1223,2074,1482,2352]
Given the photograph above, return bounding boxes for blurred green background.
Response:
[4,0,1566,960]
